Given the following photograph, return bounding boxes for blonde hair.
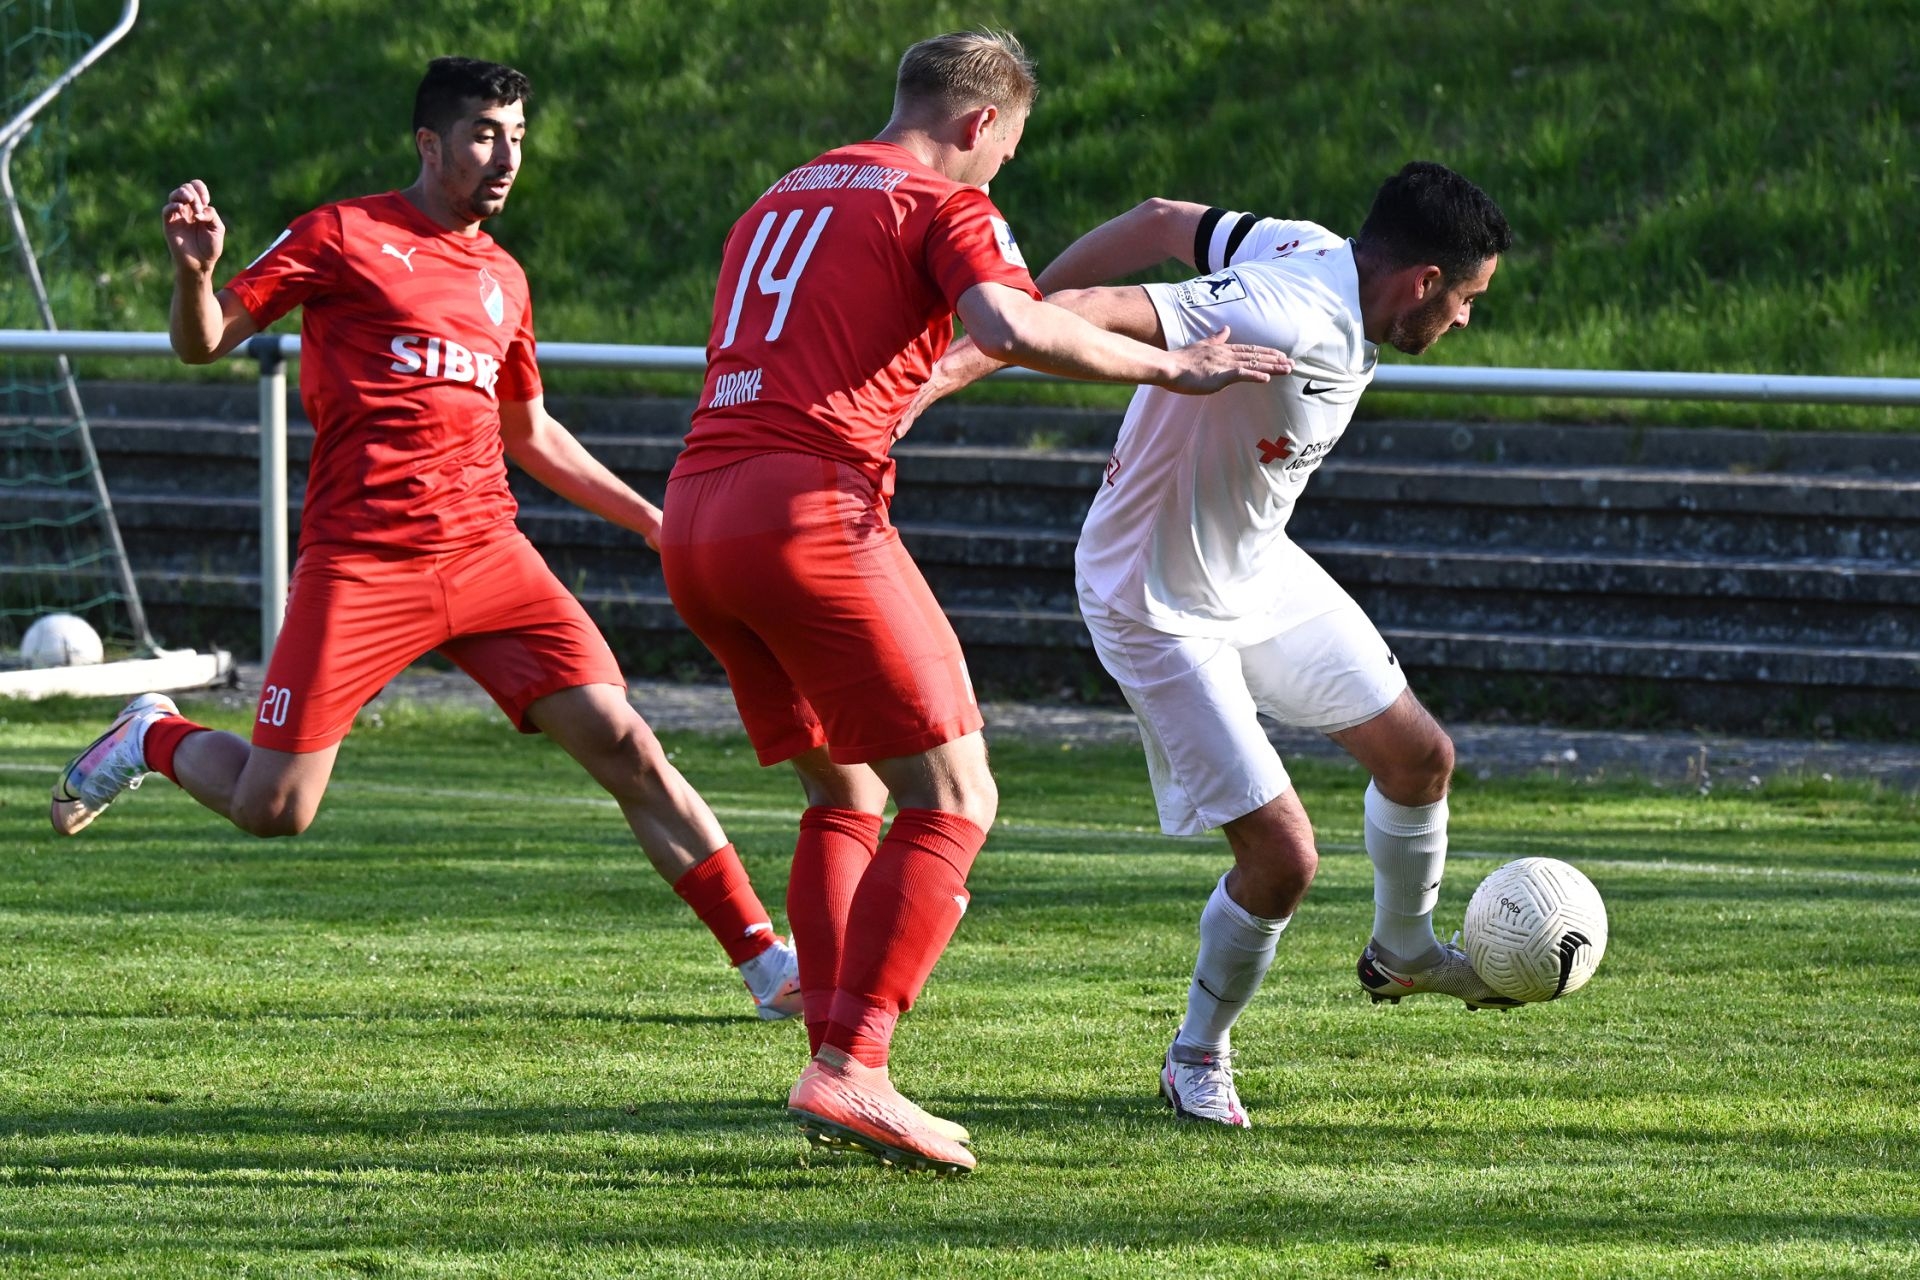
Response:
[895,29,1036,116]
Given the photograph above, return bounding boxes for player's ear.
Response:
[1411,264,1444,302]
[415,126,439,166]
[963,104,997,149]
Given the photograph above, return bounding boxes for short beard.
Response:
[1387,293,1453,355]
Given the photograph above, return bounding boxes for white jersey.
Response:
[1075,211,1378,637]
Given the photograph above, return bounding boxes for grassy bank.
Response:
[18,0,1920,427]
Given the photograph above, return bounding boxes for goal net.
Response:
[0,0,229,697]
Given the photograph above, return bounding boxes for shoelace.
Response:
[1175,1051,1239,1111]
[80,732,149,805]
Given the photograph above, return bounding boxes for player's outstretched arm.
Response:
[162,180,257,364]
[499,397,663,549]
[894,335,1005,441]
[902,281,1180,436]
[956,281,1289,395]
[1033,198,1210,293]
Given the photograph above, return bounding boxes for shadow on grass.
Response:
[2,1094,1915,1254]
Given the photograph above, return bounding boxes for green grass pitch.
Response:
[2,697,1916,1277]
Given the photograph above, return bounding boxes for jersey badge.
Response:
[1175,272,1247,308]
[477,267,505,326]
[989,216,1027,268]
[380,243,417,272]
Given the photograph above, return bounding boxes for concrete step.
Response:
[73,383,1920,474]
[132,571,1918,692]
[29,488,1915,650]
[27,386,1920,732]
[69,418,1919,562]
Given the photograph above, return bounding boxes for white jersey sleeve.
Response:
[1193,208,1324,273]
[1143,268,1307,357]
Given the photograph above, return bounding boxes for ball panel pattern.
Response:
[1463,857,1608,1003]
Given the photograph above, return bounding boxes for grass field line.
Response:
[8,765,1914,887]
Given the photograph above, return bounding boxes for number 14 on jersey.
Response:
[720,206,833,347]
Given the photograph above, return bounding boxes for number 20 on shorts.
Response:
[258,684,292,727]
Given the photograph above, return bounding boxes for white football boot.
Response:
[1161,1036,1250,1128]
[49,693,179,836]
[1358,936,1522,1010]
[739,935,805,1020]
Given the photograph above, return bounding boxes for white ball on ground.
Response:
[1462,857,1608,1003]
[20,612,104,667]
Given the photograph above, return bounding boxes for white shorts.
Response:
[1078,565,1407,836]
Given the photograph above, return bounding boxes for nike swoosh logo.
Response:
[1551,930,1592,999]
[1302,381,1336,396]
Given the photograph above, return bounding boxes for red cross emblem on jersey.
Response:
[1258,436,1295,464]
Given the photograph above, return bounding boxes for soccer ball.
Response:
[1462,857,1608,1003]
[20,612,104,667]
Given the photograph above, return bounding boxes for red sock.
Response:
[144,715,209,784]
[825,808,986,1069]
[788,806,884,1054]
[672,844,777,966]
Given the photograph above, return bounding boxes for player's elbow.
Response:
[170,337,219,365]
[1131,197,1182,226]
[1042,286,1098,316]
[967,313,1026,362]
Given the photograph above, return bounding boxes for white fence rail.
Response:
[4,328,1918,660]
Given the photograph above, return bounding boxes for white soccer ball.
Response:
[20,612,104,667]
[1462,857,1608,1003]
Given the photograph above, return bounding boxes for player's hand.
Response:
[162,180,224,276]
[637,498,663,552]
[1161,326,1291,394]
[894,362,959,442]
[892,381,935,443]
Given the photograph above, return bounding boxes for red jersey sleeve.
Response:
[223,206,340,328]
[496,287,542,403]
[923,187,1042,308]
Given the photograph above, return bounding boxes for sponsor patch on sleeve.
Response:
[1174,272,1248,307]
[989,216,1027,268]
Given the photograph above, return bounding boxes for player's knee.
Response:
[954,772,998,834]
[917,771,996,834]
[602,722,677,800]
[1424,730,1456,792]
[1377,730,1453,805]
[231,794,314,838]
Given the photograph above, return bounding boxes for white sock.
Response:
[1365,780,1448,962]
[1175,874,1289,1055]
[735,933,789,1001]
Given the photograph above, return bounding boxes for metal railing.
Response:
[3,327,1918,661]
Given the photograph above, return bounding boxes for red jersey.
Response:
[225,191,541,553]
[674,141,1041,486]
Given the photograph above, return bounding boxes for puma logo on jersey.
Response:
[388,335,501,397]
[381,243,417,271]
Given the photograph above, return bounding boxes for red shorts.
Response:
[661,452,981,766]
[251,531,625,753]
